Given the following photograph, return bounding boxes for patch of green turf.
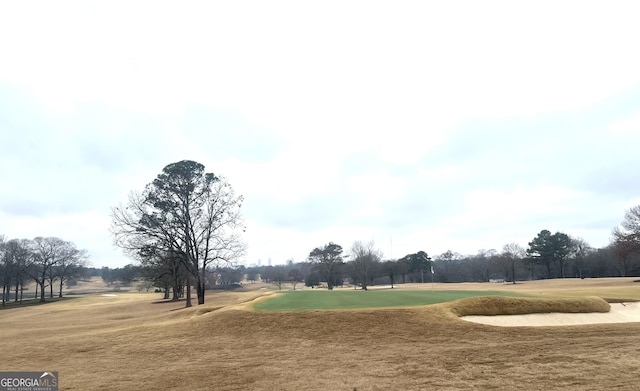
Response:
[253,289,528,311]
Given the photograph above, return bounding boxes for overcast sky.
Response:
[1,1,640,268]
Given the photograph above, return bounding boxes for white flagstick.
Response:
[431,265,434,291]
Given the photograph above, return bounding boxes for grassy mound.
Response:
[446,295,611,317]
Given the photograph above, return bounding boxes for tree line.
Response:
[99,262,245,298]
[250,205,640,290]
[0,236,88,305]
[110,159,640,303]
[104,205,640,297]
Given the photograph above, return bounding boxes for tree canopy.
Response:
[527,230,572,278]
[308,242,345,290]
[349,241,382,290]
[612,205,640,276]
[111,160,245,306]
[400,251,432,283]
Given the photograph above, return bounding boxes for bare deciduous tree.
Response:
[350,241,382,290]
[612,205,640,277]
[29,237,68,302]
[54,243,88,298]
[499,243,525,284]
[568,237,592,279]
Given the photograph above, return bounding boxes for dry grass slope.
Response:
[1,278,640,390]
[446,295,611,316]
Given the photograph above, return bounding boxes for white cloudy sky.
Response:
[1,1,640,268]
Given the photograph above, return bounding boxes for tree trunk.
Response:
[171,280,180,301]
[197,283,205,305]
[49,279,54,298]
[185,278,192,308]
[546,262,552,279]
[171,286,179,301]
[40,281,46,302]
[59,279,64,298]
[197,271,206,305]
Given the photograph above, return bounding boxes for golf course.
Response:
[2,277,640,390]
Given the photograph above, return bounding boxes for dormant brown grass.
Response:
[2,278,640,390]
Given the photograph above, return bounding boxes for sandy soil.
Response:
[462,301,640,327]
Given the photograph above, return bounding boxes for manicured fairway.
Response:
[253,289,528,311]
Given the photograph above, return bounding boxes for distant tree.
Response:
[43,240,87,298]
[401,251,432,283]
[288,268,303,290]
[382,260,399,288]
[246,267,259,283]
[469,249,496,282]
[527,230,572,278]
[612,205,640,277]
[261,266,274,283]
[53,243,88,298]
[46,261,56,299]
[350,241,382,290]
[435,250,467,282]
[346,260,360,289]
[395,259,410,284]
[216,266,243,285]
[119,264,140,286]
[552,233,572,278]
[137,280,154,292]
[527,230,554,278]
[611,240,639,277]
[305,272,321,288]
[613,205,640,244]
[271,265,288,290]
[0,236,11,305]
[308,243,344,290]
[144,266,173,299]
[139,247,187,300]
[28,237,70,302]
[497,243,525,283]
[568,237,592,279]
[583,245,619,277]
[101,266,117,285]
[111,160,246,307]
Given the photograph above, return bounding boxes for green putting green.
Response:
[253,289,528,311]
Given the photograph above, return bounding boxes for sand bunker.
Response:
[462,302,640,327]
